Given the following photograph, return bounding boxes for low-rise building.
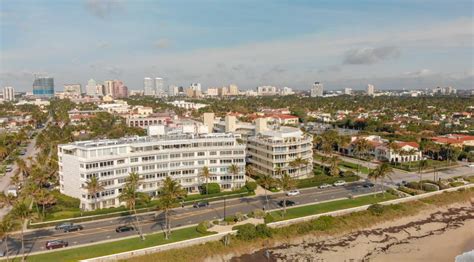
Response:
[58,132,246,210]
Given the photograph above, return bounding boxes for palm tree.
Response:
[0,146,8,160]
[329,156,340,176]
[199,166,211,195]
[353,138,370,174]
[15,158,30,180]
[370,163,394,198]
[406,148,418,170]
[228,164,239,189]
[12,202,31,262]
[119,184,149,240]
[126,172,141,188]
[158,177,186,239]
[259,173,274,209]
[289,157,308,178]
[0,192,17,209]
[36,189,56,219]
[418,159,429,189]
[277,173,297,216]
[85,176,104,210]
[0,217,13,261]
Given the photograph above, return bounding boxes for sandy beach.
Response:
[231,201,474,262]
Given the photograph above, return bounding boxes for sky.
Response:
[0,0,473,92]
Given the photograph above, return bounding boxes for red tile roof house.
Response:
[430,134,474,147]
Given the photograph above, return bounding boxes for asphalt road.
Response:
[5,182,378,256]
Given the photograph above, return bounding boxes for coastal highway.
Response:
[5,182,379,256]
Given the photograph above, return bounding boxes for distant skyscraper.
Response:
[86,79,97,97]
[310,82,323,97]
[112,80,128,98]
[104,80,114,96]
[168,85,179,96]
[155,77,164,96]
[367,84,375,96]
[33,76,54,98]
[228,84,239,96]
[3,86,14,101]
[190,83,201,92]
[344,88,352,95]
[143,77,155,96]
[63,84,82,97]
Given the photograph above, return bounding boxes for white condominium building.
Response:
[58,133,246,211]
[247,126,313,178]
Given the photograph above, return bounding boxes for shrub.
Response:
[312,216,335,231]
[235,212,246,222]
[212,220,219,225]
[245,181,258,192]
[251,209,266,219]
[450,181,465,187]
[256,224,272,238]
[406,181,419,190]
[422,183,439,192]
[264,213,275,224]
[201,183,221,195]
[386,188,398,196]
[224,215,237,224]
[368,204,385,216]
[234,223,257,241]
[342,170,355,177]
[51,190,80,209]
[196,221,209,234]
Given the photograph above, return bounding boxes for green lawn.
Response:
[297,174,360,189]
[23,226,212,262]
[391,159,455,171]
[339,161,371,174]
[267,193,398,222]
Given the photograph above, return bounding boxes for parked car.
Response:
[45,240,68,250]
[5,166,12,172]
[55,222,73,230]
[363,183,375,188]
[0,250,5,257]
[63,225,84,232]
[467,163,474,168]
[116,225,135,233]
[286,190,300,196]
[333,180,346,186]
[193,201,209,208]
[278,200,296,207]
[319,183,331,189]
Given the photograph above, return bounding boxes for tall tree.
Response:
[329,156,340,176]
[228,164,239,189]
[277,173,297,216]
[369,163,394,198]
[12,202,31,262]
[289,157,308,178]
[258,173,274,209]
[157,177,186,239]
[418,159,429,190]
[199,166,211,195]
[119,183,149,240]
[85,176,104,210]
[0,217,13,261]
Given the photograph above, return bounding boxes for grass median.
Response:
[23,226,213,262]
[265,192,398,222]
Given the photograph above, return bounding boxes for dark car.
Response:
[116,225,135,233]
[45,240,68,250]
[63,225,83,232]
[55,222,73,230]
[193,201,209,208]
[363,183,375,188]
[278,200,296,207]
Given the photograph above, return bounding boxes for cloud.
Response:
[343,46,401,65]
[404,69,433,78]
[97,41,111,49]
[153,39,171,49]
[84,0,121,19]
[104,65,123,76]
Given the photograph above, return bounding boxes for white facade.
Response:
[3,86,14,101]
[280,87,294,96]
[155,77,164,96]
[58,133,246,210]
[168,85,179,96]
[143,77,155,96]
[64,84,82,97]
[344,88,352,95]
[367,84,375,96]
[257,86,278,96]
[168,100,207,110]
[86,79,97,97]
[247,126,313,178]
[310,82,323,97]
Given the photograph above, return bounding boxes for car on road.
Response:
[467,163,474,168]
[55,222,73,230]
[319,183,331,189]
[278,200,296,207]
[363,182,375,188]
[63,225,83,232]
[286,190,300,196]
[193,201,209,208]
[116,225,135,233]
[333,180,346,186]
[45,240,68,250]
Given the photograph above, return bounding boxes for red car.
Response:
[45,240,68,250]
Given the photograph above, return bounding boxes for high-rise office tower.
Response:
[367,84,375,96]
[3,86,14,101]
[143,77,155,96]
[104,80,114,96]
[228,84,239,96]
[168,85,179,96]
[155,77,164,96]
[344,88,353,95]
[33,76,55,98]
[112,80,128,98]
[64,84,82,96]
[310,82,323,97]
[86,79,97,97]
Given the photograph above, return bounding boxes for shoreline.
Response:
[231,201,474,262]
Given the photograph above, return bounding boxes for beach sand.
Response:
[230,201,474,262]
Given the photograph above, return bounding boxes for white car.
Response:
[467,163,474,168]
[319,183,331,189]
[286,190,300,196]
[333,180,346,186]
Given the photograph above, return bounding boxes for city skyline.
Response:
[1,0,473,91]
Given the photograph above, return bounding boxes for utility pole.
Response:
[223,196,226,219]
